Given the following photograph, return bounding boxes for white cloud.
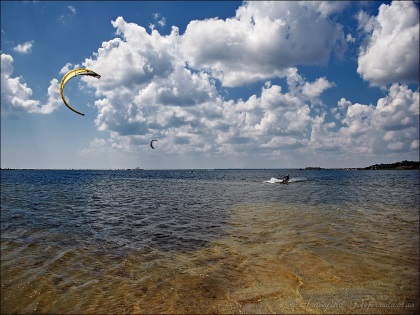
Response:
[80,18,331,155]
[357,1,419,86]
[76,12,418,166]
[1,54,62,115]
[83,17,220,139]
[181,1,348,87]
[13,40,34,54]
[302,77,335,100]
[153,13,166,28]
[150,13,166,31]
[67,5,76,14]
[220,78,316,148]
[303,1,350,18]
[157,17,166,28]
[3,1,418,168]
[373,83,419,130]
[346,33,355,43]
[59,62,81,75]
[59,5,77,24]
[324,83,419,155]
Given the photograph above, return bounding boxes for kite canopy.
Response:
[60,68,101,116]
[150,139,158,149]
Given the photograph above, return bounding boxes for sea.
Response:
[1,169,419,314]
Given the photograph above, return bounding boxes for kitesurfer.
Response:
[282,174,290,183]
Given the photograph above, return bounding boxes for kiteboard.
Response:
[264,177,288,184]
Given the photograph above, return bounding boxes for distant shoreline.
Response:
[303,160,419,170]
[1,160,419,171]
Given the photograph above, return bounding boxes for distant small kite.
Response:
[150,139,158,149]
[60,68,101,116]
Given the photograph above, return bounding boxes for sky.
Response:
[1,1,419,169]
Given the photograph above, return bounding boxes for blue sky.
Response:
[1,1,419,169]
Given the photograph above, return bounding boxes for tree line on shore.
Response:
[361,160,419,170]
[303,160,419,170]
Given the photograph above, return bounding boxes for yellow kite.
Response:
[60,68,101,116]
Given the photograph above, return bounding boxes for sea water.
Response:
[1,169,419,314]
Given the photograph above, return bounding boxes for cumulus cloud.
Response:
[67,5,76,14]
[76,7,418,164]
[357,1,419,86]
[328,84,419,155]
[149,13,166,31]
[304,1,350,17]
[181,1,348,87]
[227,79,315,149]
[1,54,62,115]
[59,62,80,74]
[153,13,166,27]
[3,1,418,167]
[59,5,77,24]
[80,15,333,155]
[302,77,335,100]
[13,40,34,54]
[83,17,219,138]
[346,33,355,43]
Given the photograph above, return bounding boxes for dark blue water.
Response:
[1,169,419,314]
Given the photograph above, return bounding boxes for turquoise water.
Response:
[1,169,419,314]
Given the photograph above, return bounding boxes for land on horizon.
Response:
[1,160,419,171]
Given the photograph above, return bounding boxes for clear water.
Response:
[1,169,419,314]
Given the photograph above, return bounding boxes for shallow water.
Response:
[1,169,419,314]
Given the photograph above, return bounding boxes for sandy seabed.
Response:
[2,202,418,314]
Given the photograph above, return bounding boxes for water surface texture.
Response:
[1,169,419,314]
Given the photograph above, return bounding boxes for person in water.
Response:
[282,173,290,183]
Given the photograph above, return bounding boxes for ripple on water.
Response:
[1,201,418,314]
